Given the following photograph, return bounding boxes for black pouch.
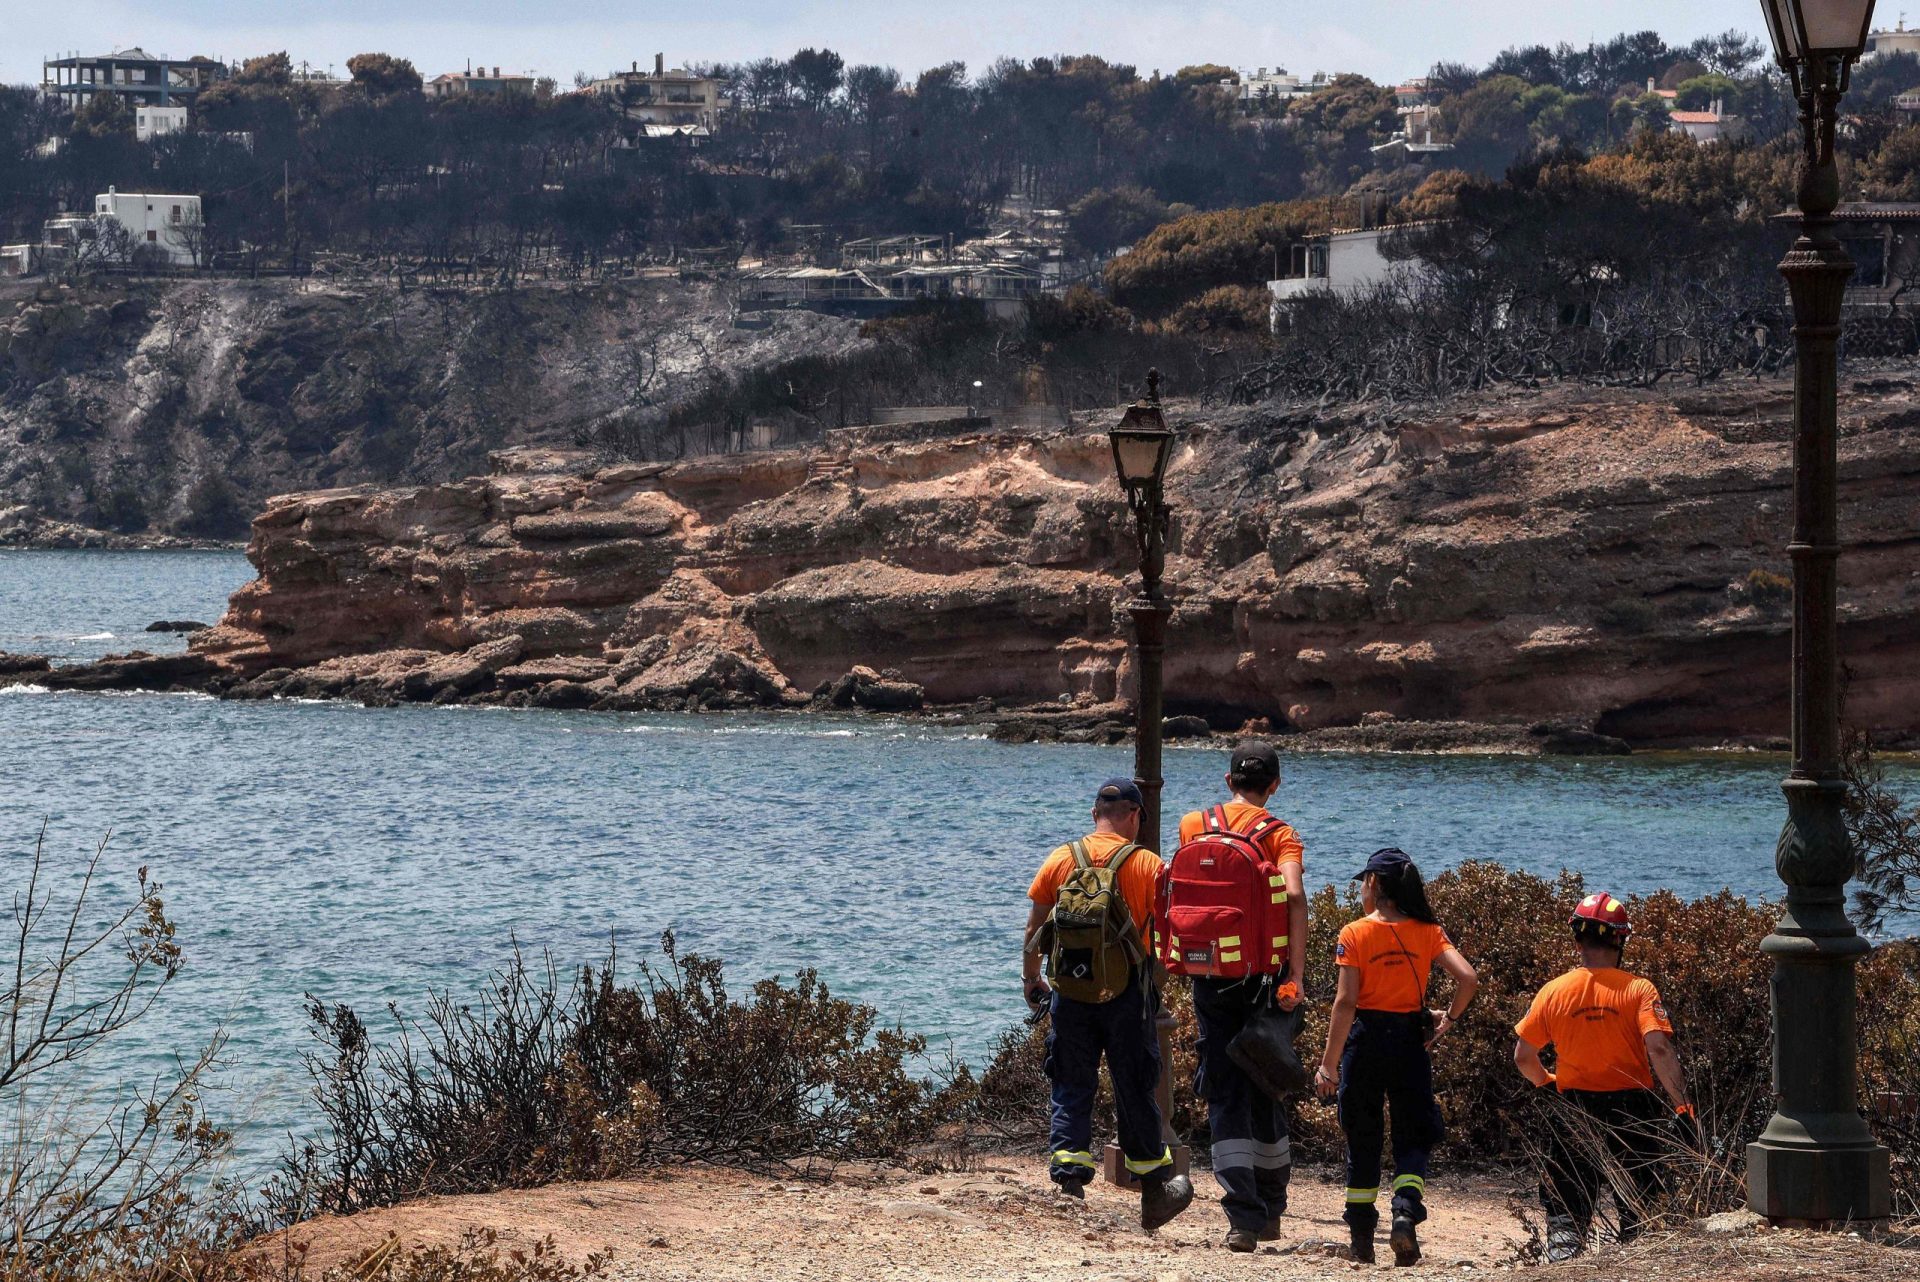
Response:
[1226,1001,1309,1099]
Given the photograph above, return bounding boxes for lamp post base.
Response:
[1746,1137,1889,1226]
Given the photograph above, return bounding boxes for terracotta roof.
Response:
[1669,111,1722,124]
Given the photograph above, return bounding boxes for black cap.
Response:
[1096,778,1144,807]
[1354,847,1413,880]
[1229,740,1280,784]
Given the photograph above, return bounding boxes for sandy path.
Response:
[268,1161,1585,1279]
[267,1160,1920,1281]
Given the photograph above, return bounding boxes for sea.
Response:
[1,549,1907,1172]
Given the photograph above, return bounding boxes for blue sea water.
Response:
[0,550,1907,1171]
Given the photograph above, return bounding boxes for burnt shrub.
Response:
[278,932,938,1218]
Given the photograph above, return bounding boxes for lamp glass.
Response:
[1111,431,1172,486]
[1789,0,1877,54]
[1806,0,1876,51]
[1763,0,1801,61]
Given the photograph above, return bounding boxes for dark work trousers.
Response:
[1045,969,1172,1186]
[1337,1009,1445,1232]
[1540,1088,1669,1242]
[1192,976,1293,1232]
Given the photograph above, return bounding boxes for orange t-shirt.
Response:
[1335,917,1453,1013]
[1515,967,1674,1093]
[1029,832,1165,942]
[1177,803,1305,867]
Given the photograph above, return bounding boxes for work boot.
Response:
[1051,1177,1086,1202]
[1257,1216,1283,1242]
[1390,1210,1421,1267]
[1348,1225,1376,1264]
[1140,1173,1195,1232]
[1225,1229,1259,1253]
[1545,1216,1585,1263]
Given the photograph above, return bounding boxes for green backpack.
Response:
[1032,841,1146,1004]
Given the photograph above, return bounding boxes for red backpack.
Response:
[1159,805,1291,980]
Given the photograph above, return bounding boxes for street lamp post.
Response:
[1748,0,1891,1226]
[1102,368,1189,1188]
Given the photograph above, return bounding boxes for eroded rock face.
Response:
[185,381,1920,746]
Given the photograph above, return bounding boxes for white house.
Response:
[134,104,188,142]
[1668,100,1742,144]
[1867,18,1920,57]
[1267,224,1438,329]
[95,187,203,266]
[1229,67,1337,108]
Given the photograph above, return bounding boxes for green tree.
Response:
[1067,185,1171,254]
[70,91,133,140]
[346,52,423,98]
[1445,74,1533,174]
[789,48,845,109]
[234,51,293,86]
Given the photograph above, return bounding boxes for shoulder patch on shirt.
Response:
[1651,999,1669,1022]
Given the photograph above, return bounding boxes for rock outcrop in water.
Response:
[145,379,1920,748]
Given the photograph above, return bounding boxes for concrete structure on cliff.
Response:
[41,48,227,108]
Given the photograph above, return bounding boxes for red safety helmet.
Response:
[1570,893,1631,945]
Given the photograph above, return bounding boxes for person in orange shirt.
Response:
[1175,742,1308,1253]
[1023,778,1195,1231]
[1314,849,1479,1267]
[1512,893,1695,1263]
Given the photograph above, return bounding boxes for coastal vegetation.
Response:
[12,788,1920,1280]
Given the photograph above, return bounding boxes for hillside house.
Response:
[427,65,536,98]
[1867,18,1920,57]
[135,104,188,142]
[1828,203,1920,311]
[1267,224,1439,327]
[1229,68,1337,108]
[41,48,227,107]
[589,55,726,130]
[1669,100,1742,144]
[95,188,203,267]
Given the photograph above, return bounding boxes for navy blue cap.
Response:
[1096,778,1145,807]
[1354,847,1413,880]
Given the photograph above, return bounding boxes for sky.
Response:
[6,0,1775,91]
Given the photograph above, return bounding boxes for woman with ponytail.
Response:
[1313,848,1478,1266]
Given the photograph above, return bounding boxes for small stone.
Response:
[919,1185,939,1194]
[1702,1208,1765,1235]
[647,1236,669,1248]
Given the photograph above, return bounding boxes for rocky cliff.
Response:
[143,379,1918,748]
[0,276,861,541]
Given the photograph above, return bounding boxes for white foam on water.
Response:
[0,683,51,695]
[73,632,115,641]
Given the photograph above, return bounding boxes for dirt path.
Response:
[264,1161,1920,1281]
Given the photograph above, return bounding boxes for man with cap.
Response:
[1023,778,1196,1230]
[1175,742,1308,1252]
[1513,892,1696,1262]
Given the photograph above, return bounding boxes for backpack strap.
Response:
[1206,805,1228,834]
[1104,843,1147,964]
[1068,840,1092,869]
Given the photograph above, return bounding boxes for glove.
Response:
[1024,977,1052,1011]
[1671,1103,1706,1155]
[1274,980,1303,1011]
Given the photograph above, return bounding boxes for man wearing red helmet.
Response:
[1511,893,1695,1263]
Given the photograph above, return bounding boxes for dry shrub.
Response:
[1860,938,1920,1214]
[279,932,940,1218]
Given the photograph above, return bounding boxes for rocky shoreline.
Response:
[5,379,1917,752]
